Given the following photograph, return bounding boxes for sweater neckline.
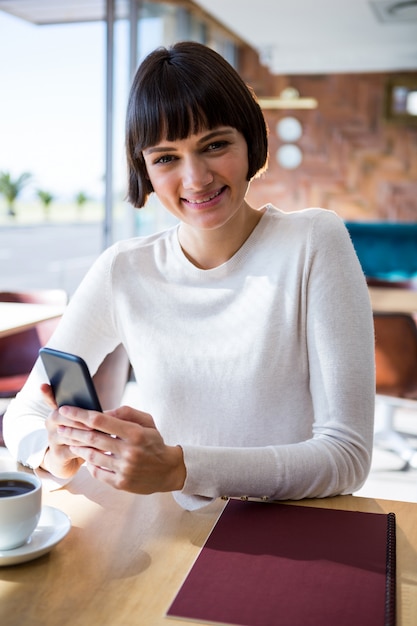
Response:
[171,205,274,277]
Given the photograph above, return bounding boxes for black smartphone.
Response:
[39,347,102,411]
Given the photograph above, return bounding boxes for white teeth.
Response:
[186,189,222,204]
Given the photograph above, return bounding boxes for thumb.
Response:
[41,383,58,409]
[106,405,157,429]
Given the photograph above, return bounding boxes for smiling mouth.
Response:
[183,187,225,205]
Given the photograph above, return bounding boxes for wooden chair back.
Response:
[0,290,68,395]
[373,312,417,399]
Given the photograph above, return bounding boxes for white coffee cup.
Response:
[0,471,42,550]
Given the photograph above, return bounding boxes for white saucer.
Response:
[0,505,71,566]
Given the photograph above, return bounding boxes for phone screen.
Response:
[39,347,102,411]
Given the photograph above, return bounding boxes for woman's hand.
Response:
[40,383,90,479]
[49,403,186,494]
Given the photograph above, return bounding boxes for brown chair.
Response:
[367,278,417,290]
[0,290,68,445]
[0,290,68,399]
[373,312,417,469]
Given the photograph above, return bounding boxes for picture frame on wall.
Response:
[383,75,417,126]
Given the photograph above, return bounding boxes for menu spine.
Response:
[385,512,396,626]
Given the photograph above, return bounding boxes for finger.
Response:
[58,406,155,449]
[47,414,89,439]
[60,424,119,454]
[42,446,85,479]
[107,405,156,429]
[41,383,58,409]
[58,404,148,440]
[70,445,116,475]
[57,405,101,431]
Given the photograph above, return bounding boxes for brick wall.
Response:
[239,48,417,221]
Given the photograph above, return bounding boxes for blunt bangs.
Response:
[126,42,268,208]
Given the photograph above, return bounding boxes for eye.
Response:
[206,140,229,152]
[154,154,176,165]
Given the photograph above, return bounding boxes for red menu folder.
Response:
[167,499,396,626]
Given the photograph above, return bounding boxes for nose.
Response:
[182,155,213,190]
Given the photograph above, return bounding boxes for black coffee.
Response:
[0,479,36,497]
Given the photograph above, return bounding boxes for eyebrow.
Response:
[144,128,236,155]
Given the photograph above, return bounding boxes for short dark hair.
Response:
[125,41,269,208]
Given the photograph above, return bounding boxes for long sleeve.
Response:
[4,207,375,511]
[3,245,122,468]
[175,209,375,508]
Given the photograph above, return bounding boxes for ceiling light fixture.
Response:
[388,0,417,14]
[369,0,417,22]
[258,87,318,110]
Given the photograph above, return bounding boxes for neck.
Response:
[178,204,265,270]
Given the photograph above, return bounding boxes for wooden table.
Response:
[0,465,416,626]
[0,302,65,338]
[369,286,417,313]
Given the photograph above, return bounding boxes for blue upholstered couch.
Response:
[344,222,417,281]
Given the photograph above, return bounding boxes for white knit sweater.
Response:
[4,206,375,510]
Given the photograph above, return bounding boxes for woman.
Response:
[4,42,375,510]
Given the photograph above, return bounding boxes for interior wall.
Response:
[240,49,417,222]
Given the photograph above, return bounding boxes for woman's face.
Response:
[142,126,250,233]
